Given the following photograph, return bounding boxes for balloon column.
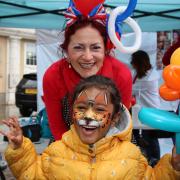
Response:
[159,48,180,100]
[66,0,142,53]
[138,48,180,154]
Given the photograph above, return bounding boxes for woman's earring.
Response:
[68,63,71,69]
[66,58,72,68]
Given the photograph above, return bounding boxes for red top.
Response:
[43,56,132,140]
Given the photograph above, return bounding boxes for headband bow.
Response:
[64,0,106,27]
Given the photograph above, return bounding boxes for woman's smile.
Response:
[79,62,96,69]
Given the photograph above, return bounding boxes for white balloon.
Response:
[108,6,142,53]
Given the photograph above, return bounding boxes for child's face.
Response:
[73,87,114,145]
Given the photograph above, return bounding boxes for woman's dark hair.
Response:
[131,50,152,78]
[72,75,123,116]
[60,18,108,52]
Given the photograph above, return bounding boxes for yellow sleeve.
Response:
[138,153,180,180]
[4,137,47,179]
[151,154,180,180]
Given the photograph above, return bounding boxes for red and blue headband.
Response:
[65,0,106,27]
[64,0,142,53]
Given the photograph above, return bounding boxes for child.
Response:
[0,75,180,179]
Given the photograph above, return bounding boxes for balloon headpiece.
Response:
[64,0,142,53]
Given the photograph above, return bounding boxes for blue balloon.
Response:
[106,0,137,25]
[116,0,137,22]
[138,107,180,154]
[106,0,137,40]
[138,108,180,132]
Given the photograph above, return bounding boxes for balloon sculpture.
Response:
[65,0,142,53]
[139,48,180,154]
[159,48,180,100]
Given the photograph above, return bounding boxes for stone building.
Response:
[0,28,36,105]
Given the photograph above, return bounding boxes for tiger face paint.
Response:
[73,86,114,145]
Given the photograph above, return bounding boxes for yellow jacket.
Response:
[5,107,180,180]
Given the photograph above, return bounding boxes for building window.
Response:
[25,42,36,65]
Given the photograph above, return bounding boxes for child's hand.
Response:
[0,117,23,149]
[171,146,180,171]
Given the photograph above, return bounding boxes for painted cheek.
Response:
[73,110,84,121]
[105,113,111,125]
[102,113,110,126]
[96,113,111,128]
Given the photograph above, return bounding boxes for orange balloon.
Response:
[163,65,180,91]
[170,47,180,65]
[159,84,180,101]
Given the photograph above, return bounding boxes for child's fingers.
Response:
[10,116,18,123]
[0,129,6,136]
[11,117,21,129]
[1,118,21,136]
[2,117,19,126]
[2,117,16,127]
[8,122,22,135]
[2,119,11,127]
[1,120,15,133]
[8,120,17,128]
[8,118,20,129]
[7,120,16,133]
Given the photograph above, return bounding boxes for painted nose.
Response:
[84,108,95,119]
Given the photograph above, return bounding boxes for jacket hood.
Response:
[61,105,132,156]
[106,105,132,141]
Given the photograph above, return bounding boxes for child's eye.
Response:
[95,108,106,112]
[76,105,87,111]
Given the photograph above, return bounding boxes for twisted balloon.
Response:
[159,48,180,100]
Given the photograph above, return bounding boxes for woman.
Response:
[131,50,162,166]
[1,75,180,179]
[131,50,160,108]
[43,18,132,140]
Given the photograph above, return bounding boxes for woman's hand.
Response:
[171,146,180,171]
[0,117,23,149]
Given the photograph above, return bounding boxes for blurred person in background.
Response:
[131,50,161,166]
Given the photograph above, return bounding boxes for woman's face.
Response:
[73,87,114,145]
[67,25,105,78]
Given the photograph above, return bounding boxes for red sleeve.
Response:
[43,62,68,140]
[113,59,133,109]
[119,68,132,109]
